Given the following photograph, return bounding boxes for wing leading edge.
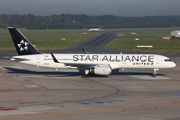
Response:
[50,53,105,69]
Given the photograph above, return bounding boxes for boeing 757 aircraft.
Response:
[8,27,176,77]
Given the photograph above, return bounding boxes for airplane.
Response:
[8,27,176,77]
[88,26,103,32]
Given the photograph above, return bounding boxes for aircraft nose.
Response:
[170,61,176,68]
[172,62,176,67]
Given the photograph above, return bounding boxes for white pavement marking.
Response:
[23,84,39,88]
[19,105,59,112]
[0,110,35,116]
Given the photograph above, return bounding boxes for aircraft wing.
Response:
[51,53,107,69]
[63,62,98,69]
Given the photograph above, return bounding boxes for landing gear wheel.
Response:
[82,75,87,77]
[152,74,156,77]
[82,74,90,77]
[82,70,90,77]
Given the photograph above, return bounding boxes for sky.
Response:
[0,0,180,16]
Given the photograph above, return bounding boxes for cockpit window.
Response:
[164,59,172,62]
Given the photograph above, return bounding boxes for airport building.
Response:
[171,30,180,37]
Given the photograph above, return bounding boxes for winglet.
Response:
[51,53,60,63]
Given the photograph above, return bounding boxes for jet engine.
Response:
[90,66,111,75]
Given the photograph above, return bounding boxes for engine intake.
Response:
[90,66,111,75]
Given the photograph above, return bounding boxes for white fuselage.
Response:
[12,53,176,70]
[88,28,102,32]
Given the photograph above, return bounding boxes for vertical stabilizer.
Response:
[8,27,41,55]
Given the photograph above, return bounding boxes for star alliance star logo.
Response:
[17,40,29,51]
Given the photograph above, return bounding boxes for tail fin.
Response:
[8,27,41,55]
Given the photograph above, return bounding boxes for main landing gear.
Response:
[82,69,90,77]
[152,68,159,77]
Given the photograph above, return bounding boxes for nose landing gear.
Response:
[152,68,159,77]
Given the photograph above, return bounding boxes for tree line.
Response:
[0,14,180,29]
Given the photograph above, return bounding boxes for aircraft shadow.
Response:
[3,67,166,77]
[112,72,165,76]
[4,67,82,77]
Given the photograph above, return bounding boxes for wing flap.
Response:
[63,62,97,69]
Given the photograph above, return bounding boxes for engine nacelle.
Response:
[90,66,111,75]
